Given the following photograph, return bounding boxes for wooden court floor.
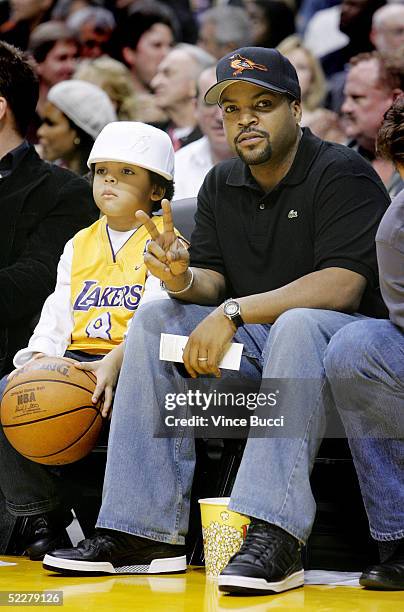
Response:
[0,556,403,611]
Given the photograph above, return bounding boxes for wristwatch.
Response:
[223,299,244,329]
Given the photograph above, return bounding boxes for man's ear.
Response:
[291,99,302,125]
[392,88,403,102]
[151,184,165,201]
[0,97,7,122]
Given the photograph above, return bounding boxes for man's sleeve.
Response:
[314,171,390,288]
[188,172,225,275]
[13,239,75,366]
[0,174,95,324]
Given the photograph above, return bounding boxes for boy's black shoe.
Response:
[218,519,304,595]
[26,509,73,561]
[360,540,404,590]
[43,528,186,575]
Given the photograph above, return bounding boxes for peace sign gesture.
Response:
[136,199,189,283]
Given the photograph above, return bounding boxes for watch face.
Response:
[224,301,239,316]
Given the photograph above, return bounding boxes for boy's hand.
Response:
[136,199,189,282]
[7,352,45,382]
[74,353,121,418]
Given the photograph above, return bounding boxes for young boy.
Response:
[0,121,182,559]
[10,121,178,413]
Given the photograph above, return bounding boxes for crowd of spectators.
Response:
[0,0,401,198]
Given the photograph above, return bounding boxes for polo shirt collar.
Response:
[226,127,321,190]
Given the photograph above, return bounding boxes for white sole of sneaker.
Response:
[218,569,304,594]
[42,554,187,575]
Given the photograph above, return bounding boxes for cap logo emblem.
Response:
[288,210,298,219]
[125,135,151,154]
[229,54,268,76]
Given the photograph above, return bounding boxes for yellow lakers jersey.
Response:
[67,216,166,354]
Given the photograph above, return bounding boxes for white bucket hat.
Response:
[87,121,174,181]
[47,80,117,139]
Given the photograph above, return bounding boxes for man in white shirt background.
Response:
[173,66,234,200]
[151,43,215,152]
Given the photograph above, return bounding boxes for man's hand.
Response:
[136,199,189,284]
[182,308,237,378]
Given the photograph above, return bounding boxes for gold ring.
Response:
[197,357,208,361]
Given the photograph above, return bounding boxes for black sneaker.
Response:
[25,509,73,561]
[360,539,404,590]
[218,519,304,595]
[43,528,186,575]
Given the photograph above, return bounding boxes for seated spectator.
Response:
[298,0,341,36]
[0,41,95,375]
[304,2,348,59]
[370,4,404,57]
[51,0,102,21]
[342,51,403,195]
[113,0,178,124]
[197,5,252,60]
[40,48,389,592]
[66,5,116,58]
[28,21,78,118]
[321,0,385,78]
[37,79,116,175]
[325,94,404,592]
[0,0,54,51]
[246,0,296,49]
[174,65,233,200]
[278,36,345,142]
[74,55,138,121]
[278,36,326,121]
[0,121,180,561]
[151,43,215,150]
[326,3,404,114]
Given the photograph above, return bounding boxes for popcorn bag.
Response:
[198,497,250,577]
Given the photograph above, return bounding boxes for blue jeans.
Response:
[97,300,364,544]
[324,319,404,542]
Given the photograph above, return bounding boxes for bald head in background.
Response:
[371,4,404,55]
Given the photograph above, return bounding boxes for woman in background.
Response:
[74,55,138,121]
[278,35,345,143]
[247,0,295,49]
[37,79,116,176]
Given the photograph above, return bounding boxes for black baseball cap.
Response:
[205,47,301,105]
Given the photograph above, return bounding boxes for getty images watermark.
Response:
[153,380,289,438]
[153,376,404,439]
[164,389,284,429]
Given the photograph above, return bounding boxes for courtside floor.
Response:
[0,556,402,611]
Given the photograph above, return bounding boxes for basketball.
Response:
[0,356,103,465]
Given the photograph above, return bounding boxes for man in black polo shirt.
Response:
[43,48,389,594]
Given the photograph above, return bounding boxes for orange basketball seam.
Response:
[81,370,97,385]
[1,378,96,399]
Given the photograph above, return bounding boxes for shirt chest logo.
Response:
[288,210,298,219]
[73,280,143,312]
